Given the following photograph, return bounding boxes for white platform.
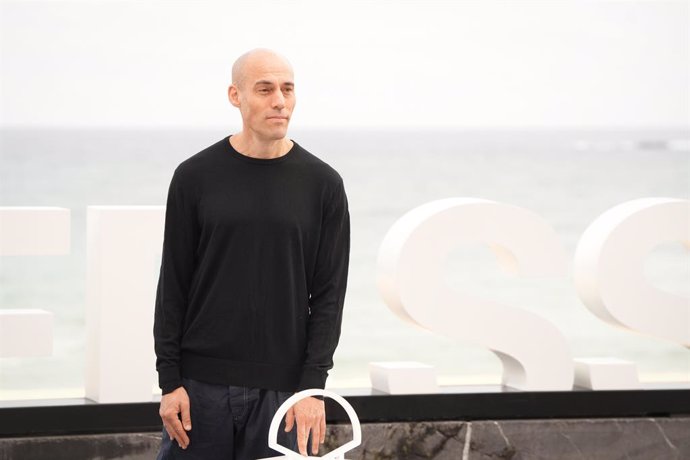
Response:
[574,357,641,390]
[369,361,439,394]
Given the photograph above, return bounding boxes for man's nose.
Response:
[271,91,285,109]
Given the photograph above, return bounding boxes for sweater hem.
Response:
[180,351,302,392]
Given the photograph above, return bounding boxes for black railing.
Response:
[2,383,689,438]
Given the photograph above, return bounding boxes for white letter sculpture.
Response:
[377,198,574,391]
[574,197,690,346]
[85,205,164,402]
[0,207,68,358]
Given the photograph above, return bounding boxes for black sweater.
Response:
[153,135,350,395]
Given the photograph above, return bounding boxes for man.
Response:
[154,48,350,459]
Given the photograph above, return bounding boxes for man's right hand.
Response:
[159,386,192,450]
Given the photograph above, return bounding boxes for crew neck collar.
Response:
[225,135,298,165]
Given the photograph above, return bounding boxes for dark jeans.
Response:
[156,376,299,460]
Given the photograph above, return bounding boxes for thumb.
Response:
[180,396,192,431]
[284,407,294,432]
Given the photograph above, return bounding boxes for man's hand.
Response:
[284,396,326,456]
[159,386,192,450]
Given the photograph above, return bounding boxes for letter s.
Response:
[377,198,574,390]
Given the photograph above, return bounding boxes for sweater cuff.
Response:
[158,366,182,395]
[296,368,327,400]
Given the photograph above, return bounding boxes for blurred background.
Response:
[1,0,688,400]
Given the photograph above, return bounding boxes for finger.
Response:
[311,424,320,455]
[180,397,192,432]
[284,406,294,432]
[162,414,181,443]
[162,402,190,448]
[164,425,174,441]
[170,418,190,449]
[320,416,326,443]
[297,422,308,456]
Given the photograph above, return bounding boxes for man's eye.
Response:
[259,89,270,93]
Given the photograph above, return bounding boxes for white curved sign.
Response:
[377,198,573,391]
[574,197,689,346]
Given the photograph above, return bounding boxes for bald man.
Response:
[153,48,350,459]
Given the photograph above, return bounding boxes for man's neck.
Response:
[229,131,293,160]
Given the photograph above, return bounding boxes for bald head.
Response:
[231,48,294,92]
[227,48,296,140]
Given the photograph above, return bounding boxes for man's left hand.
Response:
[284,396,326,456]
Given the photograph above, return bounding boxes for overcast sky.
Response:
[1,0,688,129]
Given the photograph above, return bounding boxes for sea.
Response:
[1,126,688,400]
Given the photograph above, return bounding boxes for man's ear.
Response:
[228,84,240,108]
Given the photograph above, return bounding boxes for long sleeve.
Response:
[153,166,200,395]
[296,177,351,392]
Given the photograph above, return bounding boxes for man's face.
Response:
[229,55,296,141]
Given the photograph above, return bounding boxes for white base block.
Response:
[369,361,439,394]
[574,357,641,390]
[0,309,53,357]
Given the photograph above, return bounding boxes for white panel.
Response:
[377,198,573,391]
[573,198,690,346]
[369,361,439,394]
[574,357,641,390]
[0,309,53,357]
[85,205,165,403]
[0,207,70,255]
